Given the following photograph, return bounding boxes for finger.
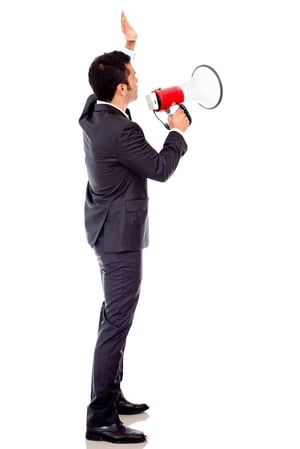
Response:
[121,11,127,30]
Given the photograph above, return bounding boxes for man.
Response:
[79,11,190,444]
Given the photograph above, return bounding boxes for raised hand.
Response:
[121,10,137,49]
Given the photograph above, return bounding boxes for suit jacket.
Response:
[79,94,188,251]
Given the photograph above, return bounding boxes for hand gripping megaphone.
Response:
[146,64,223,128]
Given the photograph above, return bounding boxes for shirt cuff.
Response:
[122,48,136,61]
[169,128,185,138]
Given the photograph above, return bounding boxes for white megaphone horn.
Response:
[146,64,223,113]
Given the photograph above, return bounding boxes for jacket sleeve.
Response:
[117,122,188,182]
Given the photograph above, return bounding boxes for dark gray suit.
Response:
[79,94,187,427]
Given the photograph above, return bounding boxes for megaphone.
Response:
[146,64,223,127]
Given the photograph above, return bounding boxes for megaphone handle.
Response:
[178,103,192,125]
[156,103,192,130]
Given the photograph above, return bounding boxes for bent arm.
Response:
[118,123,187,182]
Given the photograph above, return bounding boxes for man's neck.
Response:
[110,98,128,112]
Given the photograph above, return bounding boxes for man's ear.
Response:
[117,84,127,96]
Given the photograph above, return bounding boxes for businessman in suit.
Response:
[79,12,190,443]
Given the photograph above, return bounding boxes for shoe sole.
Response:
[85,432,146,443]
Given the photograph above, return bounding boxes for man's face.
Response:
[125,63,138,103]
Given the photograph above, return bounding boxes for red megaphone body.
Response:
[146,86,184,111]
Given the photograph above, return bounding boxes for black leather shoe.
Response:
[117,396,149,415]
[86,423,146,443]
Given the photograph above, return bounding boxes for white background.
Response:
[0,1,299,448]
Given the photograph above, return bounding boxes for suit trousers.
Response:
[86,246,143,428]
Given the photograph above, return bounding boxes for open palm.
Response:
[121,10,138,41]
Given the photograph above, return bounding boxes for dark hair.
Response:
[88,51,131,101]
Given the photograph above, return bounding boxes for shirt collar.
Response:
[96,100,129,119]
